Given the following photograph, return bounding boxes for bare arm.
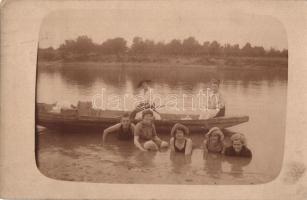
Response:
[170,123,179,137]
[221,141,226,154]
[133,123,147,151]
[202,139,208,151]
[152,124,162,141]
[102,123,121,144]
[170,137,175,152]
[218,93,225,109]
[130,123,135,133]
[134,135,147,151]
[203,140,209,160]
[185,138,193,155]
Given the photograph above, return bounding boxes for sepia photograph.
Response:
[34,7,289,185]
[3,0,307,199]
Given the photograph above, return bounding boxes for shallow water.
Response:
[36,63,287,184]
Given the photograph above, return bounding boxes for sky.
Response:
[39,6,288,50]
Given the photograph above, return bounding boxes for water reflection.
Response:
[170,151,192,174]
[203,152,223,178]
[101,135,136,160]
[36,63,287,184]
[38,64,287,96]
[133,151,157,168]
[224,156,252,178]
[111,142,135,160]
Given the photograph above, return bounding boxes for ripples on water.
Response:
[36,63,287,184]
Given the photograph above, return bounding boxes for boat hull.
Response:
[36,112,249,133]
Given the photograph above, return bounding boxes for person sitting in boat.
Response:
[134,109,168,151]
[170,123,193,155]
[199,78,226,119]
[203,127,225,154]
[224,133,252,158]
[50,101,74,113]
[130,80,161,120]
[102,113,135,144]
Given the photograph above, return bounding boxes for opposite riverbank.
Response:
[38,56,288,71]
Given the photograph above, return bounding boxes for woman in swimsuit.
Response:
[224,133,252,158]
[203,127,225,153]
[170,123,193,155]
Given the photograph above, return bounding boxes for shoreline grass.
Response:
[38,56,288,70]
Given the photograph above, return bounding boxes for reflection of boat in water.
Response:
[36,102,249,133]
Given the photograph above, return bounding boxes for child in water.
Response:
[224,133,252,158]
[170,123,193,155]
[203,127,225,153]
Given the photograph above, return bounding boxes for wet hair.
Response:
[230,133,247,146]
[138,80,152,88]
[121,112,130,119]
[142,109,154,118]
[205,127,224,142]
[171,123,189,137]
[210,78,221,86]
[176,127,187,135]
[210,132,222,141]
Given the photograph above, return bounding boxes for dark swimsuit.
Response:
[214,107,225,117]
[206,141,223,153]
[224,146,252,158]
[117,124,134,141]
[174,138,187,153]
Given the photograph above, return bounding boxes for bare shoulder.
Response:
[135,122,142,129]
[186,138,193,144]
[134,122,143,135]
[114,123,121,128]
[130,123,136,129]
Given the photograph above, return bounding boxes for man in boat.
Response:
[134,109,168,151]
[102,113,135,144]
[199,78,226,119]
[130,80,161,120]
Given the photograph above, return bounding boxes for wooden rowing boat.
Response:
[36,102,249,133]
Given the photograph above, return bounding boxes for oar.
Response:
[152,104,166,115]
[136,104,166,116]
[138,104,165,111]
[154,104,166,110]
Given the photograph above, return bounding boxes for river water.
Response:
[36,62,287,184]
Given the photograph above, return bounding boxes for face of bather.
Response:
[233,140,244,153]
[142,114,153,125]
[142,82,150,91]
[121,117,131,129]
[209,131,220,144]
[175,129,185,140]
[210,83,219,93]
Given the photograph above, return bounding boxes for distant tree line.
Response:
[38,35,288,61]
